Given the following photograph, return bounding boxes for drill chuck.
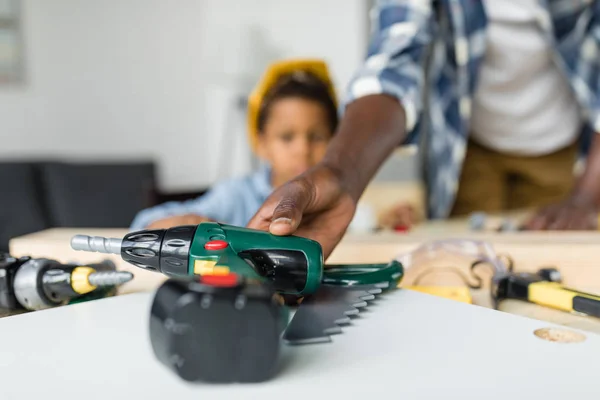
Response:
[71,235,122,255]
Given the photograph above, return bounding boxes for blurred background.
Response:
[0,0,421,251]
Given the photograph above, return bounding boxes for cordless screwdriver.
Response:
[72,222,324,296]
[0,253,133,311]
[71,222,403,297]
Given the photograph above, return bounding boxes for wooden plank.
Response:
[9,227,600,333]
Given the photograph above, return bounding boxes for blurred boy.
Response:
[130,59,338,229]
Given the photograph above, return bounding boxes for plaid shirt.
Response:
[344,0,600,219]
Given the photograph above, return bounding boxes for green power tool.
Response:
[70,222,402,296]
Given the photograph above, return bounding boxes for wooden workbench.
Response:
[8,222,600,333]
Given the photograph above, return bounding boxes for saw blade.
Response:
[282,283,388,345]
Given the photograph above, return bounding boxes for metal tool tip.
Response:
[88,271,134,287]
[70,235,122,255]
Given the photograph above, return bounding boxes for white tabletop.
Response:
[0,289,598,400]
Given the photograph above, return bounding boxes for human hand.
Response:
[146,214,213,230]
[378,202,418,230]
[523,195,598,231]
[247,164,357,259]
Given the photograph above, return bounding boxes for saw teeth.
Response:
[283,282,393,345]
[335,317,352,325]
[324,326,343,335]
[359,294,376,301]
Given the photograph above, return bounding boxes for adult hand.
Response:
[247,164,357,259]
[524,195,598,230]
[146,214,212,230]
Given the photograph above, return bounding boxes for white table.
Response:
[0,288,598,400]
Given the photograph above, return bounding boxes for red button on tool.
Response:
[204,240,228,250]
[201,273,239,287]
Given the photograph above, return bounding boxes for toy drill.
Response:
[0,253,133,311]
[71,222,402,296]
[71,222,403,383]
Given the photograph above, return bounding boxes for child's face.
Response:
[257,97,333,186]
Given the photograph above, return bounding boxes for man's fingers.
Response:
[247,179,315,236]
[269,181,314,235]
[247,196,282,231]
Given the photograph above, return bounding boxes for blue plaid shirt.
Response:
[344,0,600,219]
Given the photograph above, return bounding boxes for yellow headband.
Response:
[247,58,337,152]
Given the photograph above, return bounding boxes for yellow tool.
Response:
[494,268,600,317]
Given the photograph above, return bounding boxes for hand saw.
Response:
[283,260,403,344]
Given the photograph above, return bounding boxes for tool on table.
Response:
[492,267,600,318]
[150,273,288,383]
[392,239,512,304]
[149,260,402,382]
[71,222,403,297]
[0,253,133,311]
[111,223,403,382]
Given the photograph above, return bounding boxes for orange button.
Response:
[201,273,239,287]
[204,240,228,250]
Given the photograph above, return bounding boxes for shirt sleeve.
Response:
[344,0,434,134]
[129,180,239,230]
[587,10,600,134]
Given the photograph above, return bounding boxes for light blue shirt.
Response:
[130,165,273,230]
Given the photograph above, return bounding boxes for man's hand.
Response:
[524,195,598,230]
[146,214,212,230]
[247,164,357,259]
[525,134,600,231]
[247,95,408,258]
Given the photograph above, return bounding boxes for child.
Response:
[130,59,339,230]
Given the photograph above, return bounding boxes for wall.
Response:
[0,0,369,191]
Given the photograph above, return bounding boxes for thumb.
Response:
[247,179,314,236]
[269,180,314,235]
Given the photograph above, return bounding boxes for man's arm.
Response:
[322,95,407,202]
[324,0,434,201]
[571,7,600,207]
[247,0,435,256]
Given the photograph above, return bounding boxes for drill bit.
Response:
[88,271,133,287]
[71,235,122,255]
